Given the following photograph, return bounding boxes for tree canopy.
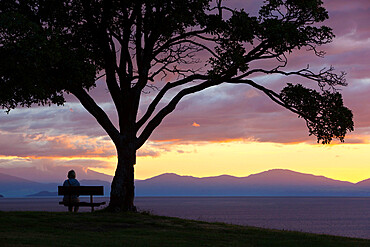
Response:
[0,0,354,210]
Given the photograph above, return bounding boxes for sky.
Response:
[0,0,369,183]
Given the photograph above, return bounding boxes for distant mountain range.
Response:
[0,166,113,183]
[0,171,111,197]
[0,169,369,197]
[135,169,370,196]
[0,172,57,197]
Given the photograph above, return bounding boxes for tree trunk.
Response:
[108,146,136,212]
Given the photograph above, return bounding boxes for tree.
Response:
[0,0,354,211]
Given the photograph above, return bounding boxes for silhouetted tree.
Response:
[0,0,353,211]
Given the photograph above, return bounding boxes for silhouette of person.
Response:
[63,170,80,212]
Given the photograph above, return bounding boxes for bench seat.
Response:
[58,186,106,212]
[59,201,106,207]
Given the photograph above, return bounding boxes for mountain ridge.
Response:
[1,169,369,197]
[134,169,369,196]
[144,169,360,185]
[0,167,113,183]
[356,178,370,186]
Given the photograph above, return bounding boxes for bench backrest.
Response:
[58,186,104,196]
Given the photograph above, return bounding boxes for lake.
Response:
[0,196,369,239]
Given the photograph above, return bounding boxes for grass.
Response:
[0,211,368,247]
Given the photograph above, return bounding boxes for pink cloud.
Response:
[0,131,116,158]
[0,0,369,162]
[0,164,113,183]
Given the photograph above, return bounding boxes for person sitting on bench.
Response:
[63,170,80,212]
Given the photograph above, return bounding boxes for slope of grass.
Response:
[0,211,368,247]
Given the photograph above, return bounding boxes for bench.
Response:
[58,186,106,212]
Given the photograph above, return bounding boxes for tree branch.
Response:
[238,66,346,89]
[81,1,123,113]
[70,87,120,144]
[226,79,306,118]
[148,42,204,81]
[136,74,209,131]
[136,77,219,149]
[152,29,208,58]
[177,39,220,59]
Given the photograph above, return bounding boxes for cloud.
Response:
[0,0,369,164]
[192,122,200,127]
[0,130,116,158]
[137,148,161,157]
[0,161,113,183]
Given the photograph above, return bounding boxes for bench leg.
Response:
[90,195,94,212]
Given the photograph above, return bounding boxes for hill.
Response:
[0,166,113,183]
[1,169,369,197]
[356,178,370,187]
[135,169,369,196]
[0,172,58,197]
[0,172,111,197]
[26,180,111,197]
[27,191,58,197]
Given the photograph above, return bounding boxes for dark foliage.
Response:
[281,84,353,144]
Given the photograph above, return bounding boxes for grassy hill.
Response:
[0,211,368,247]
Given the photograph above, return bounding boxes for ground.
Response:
[0,211,369,246]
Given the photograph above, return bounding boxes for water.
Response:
[0,197,369,239]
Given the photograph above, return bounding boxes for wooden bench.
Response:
[58,186,106,212]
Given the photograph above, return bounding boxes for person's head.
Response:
[67,170,76,179]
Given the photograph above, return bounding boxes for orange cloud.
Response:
[192,122,200,127]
